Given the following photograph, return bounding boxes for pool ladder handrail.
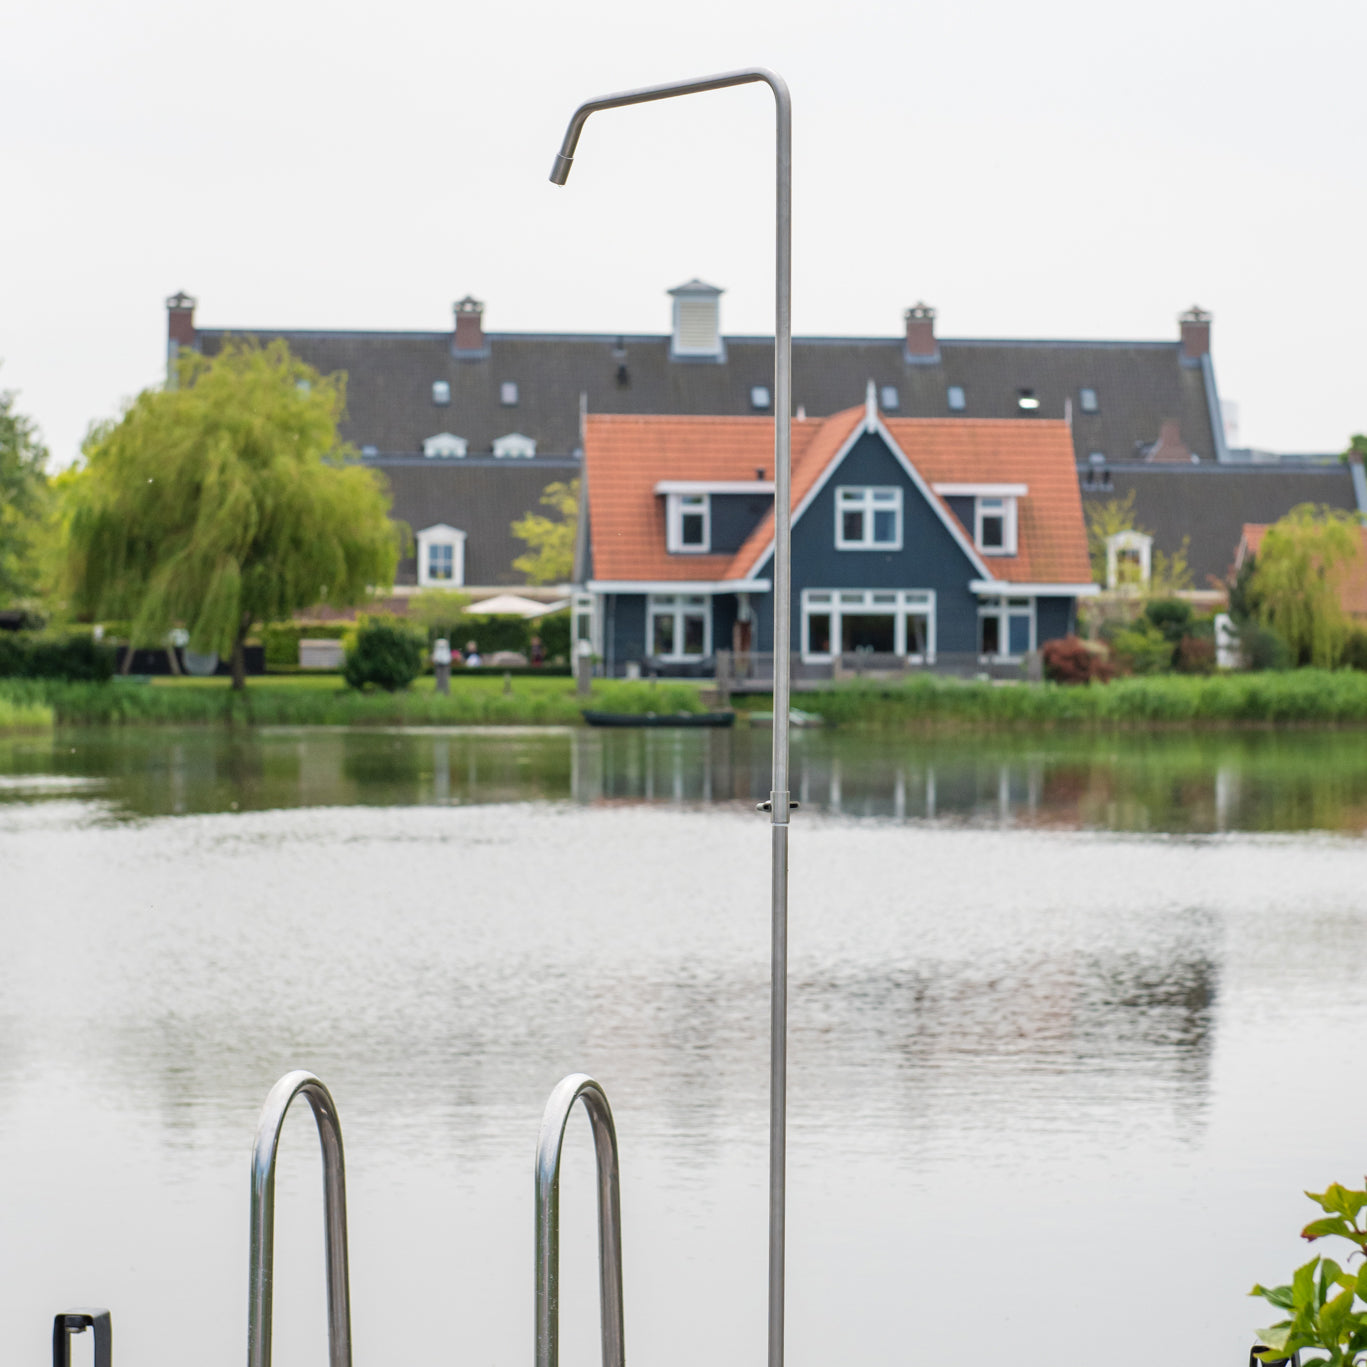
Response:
[249,1070,353,1367]
[535,1073,625,1367]
[52,1309,111,1367]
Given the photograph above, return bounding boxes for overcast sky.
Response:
[3,0,1363,466]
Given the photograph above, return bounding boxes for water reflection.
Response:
[3,725,1367,833]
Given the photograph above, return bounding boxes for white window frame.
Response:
[647,593,711,660]
[1105,529,1152,591]
[492,432,537,458]
[800,588,936,664]
[666,493,711,554]
[977,595,1035,662]
[834,486,903,551]
[416,523,467,587]
[423,432,467,459]
[974,496,1018,556]
[572,590,601,658]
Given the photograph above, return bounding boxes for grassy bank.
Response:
[742,669,1367,730]
[0,675,705,727]
[7,669,1367,730]
[0,694,55,732]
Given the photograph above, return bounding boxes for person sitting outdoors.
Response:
[464,640,482,667]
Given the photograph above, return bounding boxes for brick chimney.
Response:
[904,302,939,363]
[165,291,197,384]
[453,295,487,357]
[1179,305,1211,363]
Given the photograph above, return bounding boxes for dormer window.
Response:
[667,493,710,553]
[492,432,536,458]
[750,385,771,410]
[416,524,467,586]
[432,381,451,406]
[423,432,467,459]
[932,482,1026,556]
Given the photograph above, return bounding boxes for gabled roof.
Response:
[584,407,1093,588]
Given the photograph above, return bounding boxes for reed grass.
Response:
[0,694,55,732]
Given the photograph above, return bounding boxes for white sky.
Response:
[3,0,1364,467]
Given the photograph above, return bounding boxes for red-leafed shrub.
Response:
[1175,634,1216,675]
[1042,635,1115,685]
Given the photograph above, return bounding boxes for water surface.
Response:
[0,725,1363,1366]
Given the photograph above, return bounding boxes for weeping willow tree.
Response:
[65,341,400,687]
[1250,503,1362,668]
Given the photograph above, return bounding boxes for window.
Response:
[492,432,536,458]
[974,496,1017,555]
[1016,388,1040,411]
[750,385,771,409]
[423,432,467,458]
[432,380,451,406]
[835,487,902,550]
[880,385,899,410]
[1079,387,1099,413]
[500,381,519,406]
[667,493,710,553]
[1105,530,1152,591]
[947,385,966,412]
[647,594,709,659]
[572,591,599,659]
[801,589,935,662]
[360,445,379,457]
[415,524,467,587]
[978,596,1034,660]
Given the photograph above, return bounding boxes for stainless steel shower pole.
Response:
[549,67,793,1367]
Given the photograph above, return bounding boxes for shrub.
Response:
[1041,635,1114,685]
[343,620,423,692]
[1111,621,1175,675]
[0,631,117,681]
[1143,598,1194,643]
[1343,630,1367,672]
[1175,635,1216,675]
[262,622,349,668]
[1239,621,1292,672]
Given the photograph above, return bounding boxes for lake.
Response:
[2,723,1365,1366]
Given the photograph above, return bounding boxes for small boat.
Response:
[581,710,735,729]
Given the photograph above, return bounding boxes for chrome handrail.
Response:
[248,1071,353,1367]
[535,1073,625,1367]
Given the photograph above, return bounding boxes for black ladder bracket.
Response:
[53,1310,111,1367]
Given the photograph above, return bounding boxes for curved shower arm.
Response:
[248,1070,353,1367]
[535,1073,625,1367]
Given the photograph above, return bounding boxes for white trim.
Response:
[931,482,1029,498]
[969,580,1099,596]
[666,492,711,553]
[416,523,467,587]
[588,579,770,594]
[492,431,537,458]
[647,592,712,660]
[834,485,903,551]
[422,432,467,458]
[1105,529,1152,591]
[655,480,775,495]
[974,495,1018,556]
[801,588,936,664]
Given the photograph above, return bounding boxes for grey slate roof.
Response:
[198,328,1220,467]
[369,456,580,587]
[1079,463,1359,588]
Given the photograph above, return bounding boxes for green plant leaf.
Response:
[1254,1324,1293,1354]
[1306,1217,1355,1241]
[1294,1258,1321,1309]
[1252,1283,1297,1311]
[1319,1287,1358,1344]
[1311,1184,1367,1219]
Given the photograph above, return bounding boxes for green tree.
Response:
[0,369,51,602]
[512,479,578,584]
[65,341,400,687]
[1249,503,1362,668]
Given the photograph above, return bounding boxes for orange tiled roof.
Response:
[584,409,1093,586]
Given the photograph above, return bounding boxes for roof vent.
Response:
[668,279,724,360]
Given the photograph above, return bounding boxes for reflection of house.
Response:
[578,387,1096,677]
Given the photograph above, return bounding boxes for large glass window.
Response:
[647,594,709,659]
[801,589,934,662]
[978,596,1035,660]
[835,487,902,550]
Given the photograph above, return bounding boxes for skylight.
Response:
[1017,388,1040,411]
[1079,387,1099,413]
[750,385,771,410]
[947,385,966,412]
[500,381,519,406]
[880,385,899,410]
[432,380,450,406]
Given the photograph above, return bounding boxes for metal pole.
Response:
[548,69,793,1367]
